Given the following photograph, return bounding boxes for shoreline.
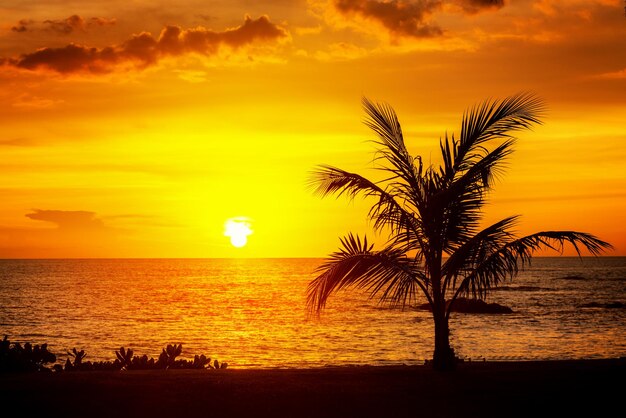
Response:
[2,359,624,417]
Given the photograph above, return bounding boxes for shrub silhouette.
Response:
[1,336,227,373]
[112,344,226,370]
[0,335,56,373]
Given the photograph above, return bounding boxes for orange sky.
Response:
[0,0,624,257]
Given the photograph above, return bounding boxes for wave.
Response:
[559,275,626,282]
[496,286,552,292]
[559,275,586,281]
[579,302,625,309]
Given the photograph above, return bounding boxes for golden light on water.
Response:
[224,218,253,248]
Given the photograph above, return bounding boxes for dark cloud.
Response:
[331,1,506,38]
[10,15,116,35]
[2,15,287,75]
[25,209,105,230]
[0,209,128,257]
[456,0,504,14]
[11,19,33,33]
[44,15,89,34]
[334,0,443,38]
[89,17,117,27]
[196,14,216,22]
[11,44,111,74]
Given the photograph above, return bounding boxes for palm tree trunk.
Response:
[429,251,456,371]
[432,308,455,371]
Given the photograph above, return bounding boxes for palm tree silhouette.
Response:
[307,94,612,371]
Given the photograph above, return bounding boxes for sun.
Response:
[224,218,253,248]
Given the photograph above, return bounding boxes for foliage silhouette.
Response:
[0,336,227,373]
[158,343,183,369]
[307,94,612,370]
[64,348,86,371]
[112,344,226,371]
[0,335,56,373]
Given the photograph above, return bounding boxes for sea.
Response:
[1,257,625,368]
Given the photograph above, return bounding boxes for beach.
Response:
[1,359,623,418]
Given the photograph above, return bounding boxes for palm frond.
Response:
[455,93,544,176]
[449,138,515,193]
[448,230,612,313]
[442,216,520,294]
[309,164,384,201]
[307,233,430,312]
[437,139,516,250]
[362,97,423,207]
[309,165,423,247]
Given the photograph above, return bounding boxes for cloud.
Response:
[11,93,64,109]
[595,68,626,79]
[44,15,92,34]
[174,69,209,83]
[11,19,33,33]
[455,0,504,14]
[11,15,116,34]
[334,0,444,38]
[89,17,117,27]
[317,1,506,40]
[0,138,36,147]
[2,15,288,75]
[314,42,369,60]
[25,209,105,230]
[294,25,324,36]
[0,209,129,257]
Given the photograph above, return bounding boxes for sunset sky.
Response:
[0,0,624,258]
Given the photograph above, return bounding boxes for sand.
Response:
[1,359,624,418]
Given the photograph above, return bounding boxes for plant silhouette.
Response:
[64,348,86,371]
[0,336,56,372]
[0,336,228,373]
[307,94,612,371]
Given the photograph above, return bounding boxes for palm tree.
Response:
[307,93,612,371]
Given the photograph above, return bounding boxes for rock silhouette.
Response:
[416,298,513,314]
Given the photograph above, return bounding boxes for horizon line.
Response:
[0,255,623,261]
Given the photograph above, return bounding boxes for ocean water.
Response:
[0,257,624,368]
